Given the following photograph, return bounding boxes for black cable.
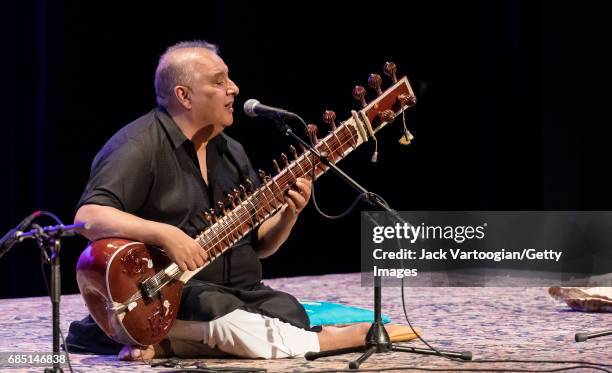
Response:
[157,361,612,373]
[474,359,611,367]
[155,357,612,373]
[311,183,366,219]
[292,116,367,220]
[278,365,611,373]
[38,210,63,225]
[160,367,268,373]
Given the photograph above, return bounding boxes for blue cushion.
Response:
[300,301,391,326]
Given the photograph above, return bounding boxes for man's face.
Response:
[186,50,239,130]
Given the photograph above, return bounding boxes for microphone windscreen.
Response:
[243,99,260,118]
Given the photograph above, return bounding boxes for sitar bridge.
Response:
[139,272,176,300]
[140,277,160,300]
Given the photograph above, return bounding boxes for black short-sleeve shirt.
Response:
[79,107,264,287]
[68,108,309,354]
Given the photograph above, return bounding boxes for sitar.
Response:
[76,62,417,346]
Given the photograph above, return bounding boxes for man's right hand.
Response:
[156,225,209,272]
[75,205,209,272]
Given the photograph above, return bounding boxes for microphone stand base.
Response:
[305,320,471,369]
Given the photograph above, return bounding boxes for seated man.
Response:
[68,40,406,360]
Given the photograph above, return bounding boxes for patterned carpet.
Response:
[0,273,611,372]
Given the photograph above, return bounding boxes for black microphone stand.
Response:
[273,118,472,369]
[18,222,87,373]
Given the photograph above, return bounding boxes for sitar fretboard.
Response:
[195,123,359,259]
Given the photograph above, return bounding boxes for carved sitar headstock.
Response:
[311,61,417,151]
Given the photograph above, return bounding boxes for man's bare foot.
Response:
[118,345,155,361]
[118,339,172,361]
[317,323,421,351]
[317,322,370,351]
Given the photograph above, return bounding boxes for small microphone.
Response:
[16,221,91,241]
[243,99,299,120]
[0,211,42,259]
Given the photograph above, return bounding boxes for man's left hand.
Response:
[281,177,312,220]
[254,177,313,258]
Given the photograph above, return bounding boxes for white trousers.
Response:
[167,309,320,359]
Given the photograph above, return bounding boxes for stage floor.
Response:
[0,273,610,372]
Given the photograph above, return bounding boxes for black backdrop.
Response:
[2,0,610,298]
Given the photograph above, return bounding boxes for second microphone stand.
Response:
[274,119,472,369]
[18,221,87,373]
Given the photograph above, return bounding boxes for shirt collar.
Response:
[156,106,228,154]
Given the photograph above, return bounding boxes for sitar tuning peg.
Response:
[245,177,254,193]
[384,61,398,84]
[217,201,227,215]
[280,153,289,167]
[226,192,237,208]
[233,188,243,202]
[272,159,281,174]
[352,86,367,108]
[380,109,396,123]
[289,145,298,159]
[322,110,337,130]
[368,74,383,96]
[398,93,417,107]
[208,208,218,222]
[258,169,267,183]
[306,124,319,144]
[203,210,214,225]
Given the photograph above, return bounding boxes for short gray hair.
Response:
[154,40,219,106]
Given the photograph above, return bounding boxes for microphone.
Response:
[0,210,42,259]
[17,221,91,241]
[243,99,299,120]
